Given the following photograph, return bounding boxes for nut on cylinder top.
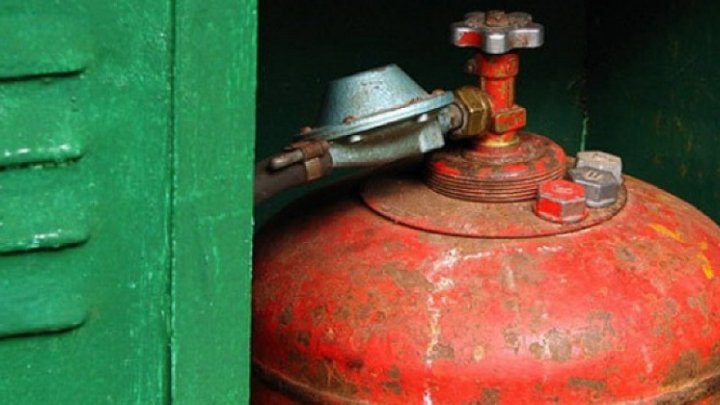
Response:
[569,167,620,208]
[535,180,588,224]
[577,150,623,184]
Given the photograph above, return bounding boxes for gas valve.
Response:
[427,10,567,203]
[448,11,542,143]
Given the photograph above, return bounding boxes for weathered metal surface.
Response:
[255,1,588,227]
[425,132,567,202]
[422,12,561,205]
[577,150,623,184]
[253,169,720,404]
[451,11,544,54]
[297,65,452,143]
[535,179,588,224]
[474,52,525,147]
[569,166,621,208]
[453,15,537,149]
[450,86,492,139]
[363,163,624,238]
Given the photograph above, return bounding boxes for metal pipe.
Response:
[254,154,333,205]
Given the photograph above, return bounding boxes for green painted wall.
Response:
[587,0,720,222]
[172,0,256,403]
[0,0,255,403]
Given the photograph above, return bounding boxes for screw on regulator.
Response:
[255,65,454,205]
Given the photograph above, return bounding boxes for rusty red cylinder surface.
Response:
[477,53,518,109]
[475,52,524,148]
[252,164,720,404]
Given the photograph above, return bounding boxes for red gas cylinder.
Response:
[252,11,720,404]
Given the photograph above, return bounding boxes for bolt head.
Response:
[536,180,588,224]
[577,151,623,183]
[569,167,620,208]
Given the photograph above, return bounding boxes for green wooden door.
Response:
[0,0,255,402]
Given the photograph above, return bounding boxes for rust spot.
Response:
[664,350,701,387]
[581,328,605,358]
[614,247,636,263]
[503,298,519,312]
[297,330,311,347]
[688,294,709,319]
[343,115,356,124]
[503,326,521,354]
[546,329,572,363]
[279,306,293,325]
[382,381,402,395]
[387,366,401,380]
[311,305,325,324]
[567,377,607,392]
[652,298,679,342]
[335,305,351,320]
[427,342,455,361]
[507,254,546,285]
[529,303,548,332]
[582,311,615,357]
[383,263,433,292]
[529,342,544,360]
[346,358,363,371]
[476,388,501,405]
[357,304,373,320]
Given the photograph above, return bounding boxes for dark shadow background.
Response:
[256,1,720,225]
[587,0,720,222]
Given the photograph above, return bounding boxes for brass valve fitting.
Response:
[448,86,492,140]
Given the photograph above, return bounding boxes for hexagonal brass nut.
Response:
[452,86,492,138]
[535,180,588,224]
